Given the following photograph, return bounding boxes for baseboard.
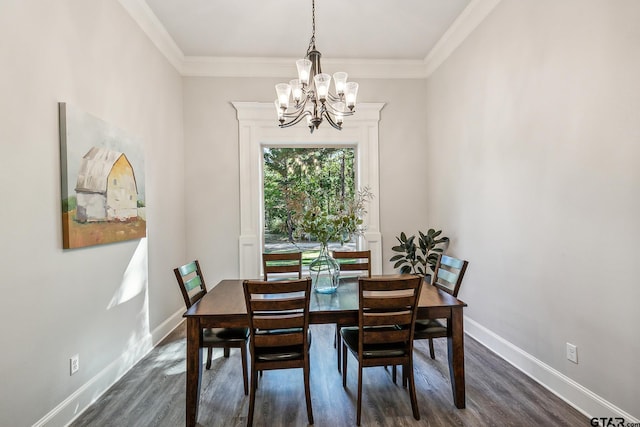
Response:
[464,316,638,423]
[151,307,185,345]
[34,308,184,427]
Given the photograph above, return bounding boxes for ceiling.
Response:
[144,0,471,60]
[122,0,498,77]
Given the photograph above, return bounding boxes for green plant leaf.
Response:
[393,260,406,269]
[400,266,412,274]
[391,245,405,253]
[389,254,404,262]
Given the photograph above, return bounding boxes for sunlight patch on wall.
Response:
[107,238,148,309]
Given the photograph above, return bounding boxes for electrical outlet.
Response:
[566,343,578,364]
[70,354,79,375]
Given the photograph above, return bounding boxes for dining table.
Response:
[183,276,467,427]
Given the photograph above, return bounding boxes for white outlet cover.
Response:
[70,354,80,375]
[566,343,578,364]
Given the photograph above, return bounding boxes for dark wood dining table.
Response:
[183,276,467,426]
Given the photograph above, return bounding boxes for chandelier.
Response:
[275,0,359,133]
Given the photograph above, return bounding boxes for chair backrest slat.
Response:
[254,332,304,347]
[183,275,203,292]
[436,268,458,286]
[253,314,304,331]
[363,295,415,310]
[177,261,198,277]
[250,297,306,312]
[262,252,303,281]
[363,312,413,327]
[363,328,411,345]
[441,255,465,269]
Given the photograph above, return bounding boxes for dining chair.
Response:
[174,260,249,395]
[332,250,371,372]
[390,254,469,386]
[415,254,469,359]
[340,275,423,425]
[262,252,303,281]
[242,278,314,427]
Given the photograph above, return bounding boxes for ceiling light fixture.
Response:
[275,0,359,133]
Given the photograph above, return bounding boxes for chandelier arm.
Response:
[323,103,355,116]
[323,111,343,131]
[326,93,343,103]
[281,104,306,118]
[279,111,313,128]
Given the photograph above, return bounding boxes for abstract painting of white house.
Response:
[59,103,146,249]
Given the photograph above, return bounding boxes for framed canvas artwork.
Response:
[59,102,146,249]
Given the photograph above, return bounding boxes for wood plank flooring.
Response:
[71,323,587,426]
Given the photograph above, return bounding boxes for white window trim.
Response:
[232,101,384,279]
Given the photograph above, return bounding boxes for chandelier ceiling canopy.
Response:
[275,0,359,133]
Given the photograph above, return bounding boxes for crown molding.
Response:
[183,56,428,79]
[121,0,501,79]
[424,0,502,77]
[118,0,185,73]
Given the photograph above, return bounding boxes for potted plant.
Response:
[390,229,449,279]
[292,187,373,293]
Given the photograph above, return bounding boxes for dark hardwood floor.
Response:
[71,323,587,426]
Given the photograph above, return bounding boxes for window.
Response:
[234,101,383,278]
[263,147,356,261]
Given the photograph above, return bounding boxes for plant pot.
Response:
[309,244,340,294]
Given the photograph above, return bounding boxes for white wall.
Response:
[425,0,640,419]
[0,1,186,426]
[182,77,429,283]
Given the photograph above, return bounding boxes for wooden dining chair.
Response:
[340,275,423,426]
[333,249,371,278]
[415,253,469,358]
[174,260,249,395]
[332,250,371,372]
[262,252,303,281]
[242,278,314,427]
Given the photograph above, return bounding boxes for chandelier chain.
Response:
[306,0,316,54]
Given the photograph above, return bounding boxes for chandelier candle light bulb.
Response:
[290,79,303,104]
[314,73,331,102]
[275,83,291,109]
[296,59,312,86]
[274,0,358,133]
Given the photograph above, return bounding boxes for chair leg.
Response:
[429,338,436,359]
[303,356,314,425]
[407,361,420,420]
[342,343,348,388]
[206,347,213,370]
[336,325,342,372]
[356,365,363,426]
[247,365,258,427]
[224,346,230,358]
[240,343,249,396]
[402,363,407,388]
[392,365,397,384]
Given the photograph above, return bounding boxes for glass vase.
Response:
[309,244,340,294]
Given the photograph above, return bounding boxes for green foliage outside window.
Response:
[263,147,357,244]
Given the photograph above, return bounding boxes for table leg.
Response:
[447,307,466,408]
[186,317,203,427]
